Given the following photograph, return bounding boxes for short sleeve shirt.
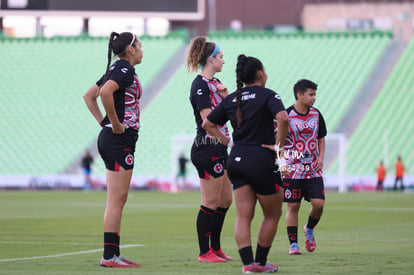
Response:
[189,75,229,138]
[283,105,327,179]
[207,86,285,145]
[97,59,143,130]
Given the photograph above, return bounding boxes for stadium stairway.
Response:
[333,38,406,137]
[344,37,414,175]
[325,37,406,171]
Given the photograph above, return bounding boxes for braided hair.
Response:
[103,32,136,83]
[235,54,264,127]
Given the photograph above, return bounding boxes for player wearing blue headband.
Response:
[186,36,233,263]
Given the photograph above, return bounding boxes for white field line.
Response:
[0,244,144,263]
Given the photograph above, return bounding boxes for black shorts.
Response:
[227,145,282,195]
[191,137,228,179]
[97,127,138,171]
[283,177,325,203]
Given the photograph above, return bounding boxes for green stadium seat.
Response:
[0,34,185,175]
[132,32,391,178]
[0,31,394,178]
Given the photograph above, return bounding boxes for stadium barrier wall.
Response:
[0,174,412,192]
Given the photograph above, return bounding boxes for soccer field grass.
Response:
[0,190,413,274]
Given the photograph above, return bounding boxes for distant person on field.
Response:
[83,31,143,268]
[394,155,405,191]
[175,152,189,191]
[81,150,94,190]
[376,160,386,192]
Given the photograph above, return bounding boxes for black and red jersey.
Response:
[189,75,229,138]
[97,59,143,130]
[207,86,285,145]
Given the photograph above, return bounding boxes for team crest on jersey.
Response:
[213,163,223,174]
[284,189,292,199]
[125,154,134,166]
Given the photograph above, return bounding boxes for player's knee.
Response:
[311,199,324,210]
[220,196,232,208]
[202,198,220,210]
[287,203,301,213]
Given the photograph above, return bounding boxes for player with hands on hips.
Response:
[83,32,143,268]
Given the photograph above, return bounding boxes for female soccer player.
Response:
[279,79,327,255]
[186,36,233,262]
[203,54,289,273]
[83,32,143,268]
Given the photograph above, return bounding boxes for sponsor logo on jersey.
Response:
[197,89,203,95]
[231,92,256,102]
[121,67,129,74]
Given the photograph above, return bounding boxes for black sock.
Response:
[197,205,215,255]
[255,244,271,266]
[307,216,320,229]
[239,246,254,265]
[211,207,228,250]
[103,232,120,259]
[287,226,298,244]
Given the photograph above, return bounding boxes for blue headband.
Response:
[200,44,221,69]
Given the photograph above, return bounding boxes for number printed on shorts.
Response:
[285,189,301,200]
[285,189,302,200]
[292,189,301,199]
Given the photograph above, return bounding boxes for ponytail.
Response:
[186,36,217,72]
[102,32,136,84]
[103,32,119,84]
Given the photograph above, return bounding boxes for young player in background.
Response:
[186,36,233,263]
[83,32,143,268]
[279,79,327,255]
[203,54,289,273]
